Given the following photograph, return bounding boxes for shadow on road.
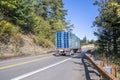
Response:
[81,52,102,80]
[53,51,102,80]
[72,52,101,80]
[52,53,77,58]
[81,55,91,80]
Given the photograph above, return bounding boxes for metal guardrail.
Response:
[85,54,118,80]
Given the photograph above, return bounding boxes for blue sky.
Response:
[63,0,99,40]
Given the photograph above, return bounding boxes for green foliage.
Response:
[0,52,4,57]
[0,0,36,33]
[0,0,17,20]
[36,37,51,48]
[118,72,120,79]
[0,20,22,46]
[93,0,120,57]
[0,20,13,43]
[33,16,51,39]
[80,36,94,45]
[43,39,52,48]
[13,0,35,33]
[94,0,120,72]
[0,0,68,47]
[33,0,68,46]
[11,31,23,48]
[38,37,44,47]
[32,37,38,45]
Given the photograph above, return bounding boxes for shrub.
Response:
[0,20,14,44]
[38,37,45,47]
[0,20,23,46]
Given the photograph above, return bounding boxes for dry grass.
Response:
[0,34,55,61]
[0,53,29,61]
[117,72,120,79]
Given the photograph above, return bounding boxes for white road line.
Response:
[11,58,71,80]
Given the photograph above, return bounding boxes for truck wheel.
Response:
[73,50,77,53]
[70,50,74,55]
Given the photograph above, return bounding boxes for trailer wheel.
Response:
[74,50,77,53]
[73,49,78,53]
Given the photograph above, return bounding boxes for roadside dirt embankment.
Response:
[81,44,96,50]
[0,35,55,60]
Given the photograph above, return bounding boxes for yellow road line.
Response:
[0,56,54,70]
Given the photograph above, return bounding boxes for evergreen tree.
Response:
[93,0,120,57]
[0,0,68,45]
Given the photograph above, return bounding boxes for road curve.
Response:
[0,52,86,80]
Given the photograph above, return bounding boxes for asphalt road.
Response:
[0,51,87,80]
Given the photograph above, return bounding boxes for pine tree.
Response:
[94,0,120,57]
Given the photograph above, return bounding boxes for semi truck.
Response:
[56,32,81,55]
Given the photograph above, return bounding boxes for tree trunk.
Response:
[112,27,118,57]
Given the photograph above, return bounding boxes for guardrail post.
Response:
[85,54,117,80]
[100,61,104,67]
[112,65,117,77]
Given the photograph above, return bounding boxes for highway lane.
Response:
[0,52,86,80]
